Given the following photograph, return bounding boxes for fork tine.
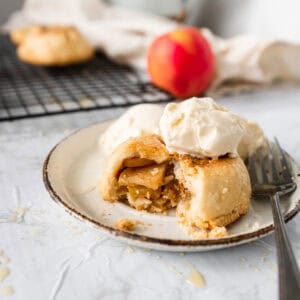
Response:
[247,153,259,184]
[274,137,292,181]
[257,146,269,183]
[266,139,280,182]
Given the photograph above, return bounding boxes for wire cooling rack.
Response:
[0,35,172,121]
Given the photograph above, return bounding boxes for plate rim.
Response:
[43,121,300,248]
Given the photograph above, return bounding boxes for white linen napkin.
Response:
[4,0,300,94]
[3,0,177,68]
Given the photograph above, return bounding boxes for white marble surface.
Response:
[0,86,299,300]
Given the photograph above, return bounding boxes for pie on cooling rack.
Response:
[98,97,258,238]
[11,25,94,66]
[10,25,43,45]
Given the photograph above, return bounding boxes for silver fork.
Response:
[247,137,300,300]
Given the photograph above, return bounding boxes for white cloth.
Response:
[4,0,300,93]
[201,29,300,93]
[3,0,177,68]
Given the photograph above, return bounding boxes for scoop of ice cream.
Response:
[99,104,163,155]
[238,121,265,160]
[159,97,246,158]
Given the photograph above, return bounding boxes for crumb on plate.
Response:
[114,218,137,231]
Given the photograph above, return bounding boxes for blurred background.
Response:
[1,0,300,122]
[2,0,300,40]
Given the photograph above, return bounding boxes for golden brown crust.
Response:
[174,153,235,172]
[10,25,43,45]
[98,134,169,203]
[206,202,248,228]
[178,202,248,229]
[14,25,94,66]
[176,156,251,230]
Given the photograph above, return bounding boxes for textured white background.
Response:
[0,86,300,300]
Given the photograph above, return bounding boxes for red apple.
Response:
[147,27,215,98]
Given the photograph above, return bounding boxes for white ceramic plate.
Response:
[43,121,300,252]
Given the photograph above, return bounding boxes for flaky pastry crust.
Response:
[14,25,94,66]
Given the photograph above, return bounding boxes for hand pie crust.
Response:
[98,134,251,237]
[13,25,94,66]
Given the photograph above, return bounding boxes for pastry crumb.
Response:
[114,219,137,231]
[0,256,10,265]
[209,226,227,238]
[136,220,152,227]
[126,246,135,253]
[182,223,228,239]
[0,286,14,296]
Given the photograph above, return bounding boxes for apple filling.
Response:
[117,158,179,213]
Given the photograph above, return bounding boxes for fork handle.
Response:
[271,193,300,300]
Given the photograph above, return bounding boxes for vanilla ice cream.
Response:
[159,97,246,158]
[238,121,265,160]
[99,104,163,155]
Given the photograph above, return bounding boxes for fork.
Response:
[247,137,300,300]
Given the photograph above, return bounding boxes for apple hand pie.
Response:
[99,134,251,237]
[12,25,94,66]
